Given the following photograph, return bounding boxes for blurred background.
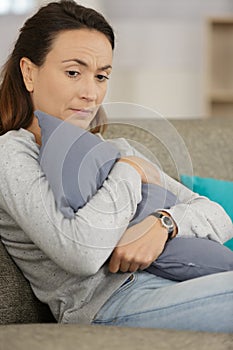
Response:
[1,0,233,119]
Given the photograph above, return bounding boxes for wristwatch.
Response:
[149,211,174,241]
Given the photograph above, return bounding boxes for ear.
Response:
[20,57,37,93]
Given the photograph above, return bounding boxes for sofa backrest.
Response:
[105,117,233,181]
[0,240,55,324]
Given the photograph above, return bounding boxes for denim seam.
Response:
[93,291,233,324]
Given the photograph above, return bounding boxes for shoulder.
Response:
[0,128,39,157]
[103,136,135,157]
[0,129,40,176]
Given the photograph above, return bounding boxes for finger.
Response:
[119,261,131,273]
[108,254,121,273]
[128,262,140,272]
[139,262,153,271]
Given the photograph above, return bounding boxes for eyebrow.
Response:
[62,58,112,71]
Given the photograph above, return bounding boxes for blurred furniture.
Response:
[206,17,233,117]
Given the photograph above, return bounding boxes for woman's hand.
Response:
[109,214,170,273]
[118,156,161,185]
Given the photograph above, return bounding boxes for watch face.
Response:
[163,216,173,227]
[150,212,174,235]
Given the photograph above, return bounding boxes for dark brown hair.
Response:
[0,0,114,135]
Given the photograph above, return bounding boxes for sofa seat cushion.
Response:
[0,324,232,350]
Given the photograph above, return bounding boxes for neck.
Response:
[27,116,41,145]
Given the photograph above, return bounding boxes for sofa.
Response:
[0,116,233,349]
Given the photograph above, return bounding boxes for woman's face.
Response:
[22,29,113,130]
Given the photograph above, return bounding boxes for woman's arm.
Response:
[160,172,233,243]
[107,138,233,273]
[108,137,233,244]
[0,133,142,276]
[109,213,175,273]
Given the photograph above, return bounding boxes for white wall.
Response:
[105,19,205,118]
[102,0,233,118]
[0,15,29,67]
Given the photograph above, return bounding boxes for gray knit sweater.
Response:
[0,129,232,324]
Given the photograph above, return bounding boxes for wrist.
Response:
[145,215,169,246]
[149,211,177,241]
[160,211,178,238]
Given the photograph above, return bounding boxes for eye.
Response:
[66,70,80,79]
[96,74,109,82]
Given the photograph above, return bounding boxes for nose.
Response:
[79,76,97,103]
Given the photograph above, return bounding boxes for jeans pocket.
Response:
[92,274,137,324]
[114,273,136,294]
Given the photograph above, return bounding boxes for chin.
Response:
[71,120,90,130]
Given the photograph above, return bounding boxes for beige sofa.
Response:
[0,117,233,349]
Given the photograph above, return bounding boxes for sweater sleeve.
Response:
[107,137,233,244]
[161,173,233,243]
[0,132,142,276]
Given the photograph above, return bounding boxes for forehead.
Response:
[47,29,113,63]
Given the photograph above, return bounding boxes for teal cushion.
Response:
[180,175,233,250]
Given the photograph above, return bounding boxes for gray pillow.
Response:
[147,236,233,281]
[37,110,121,218]
[36,110,177,223]
[36,110,233,281]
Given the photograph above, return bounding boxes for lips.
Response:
[69,107,98,119]
[69,108,92,119]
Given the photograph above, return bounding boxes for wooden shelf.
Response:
[207,90,233,102]
[207,17,233,24]
[206,17,233,117]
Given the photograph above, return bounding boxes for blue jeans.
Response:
[92,270,233,332]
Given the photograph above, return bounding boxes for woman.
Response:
[0,0,232,331]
